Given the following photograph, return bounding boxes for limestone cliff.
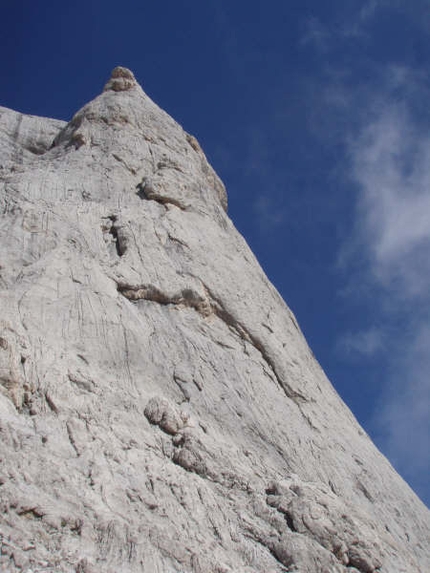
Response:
[0,67,429,573]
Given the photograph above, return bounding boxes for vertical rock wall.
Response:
[0,68,429,572]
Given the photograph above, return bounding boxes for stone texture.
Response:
[0,67,429,572]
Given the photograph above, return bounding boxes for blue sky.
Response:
[2,0,430,507]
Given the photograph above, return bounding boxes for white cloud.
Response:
[336,326,385,357]
[344,77,430,499]
[350,105,430,298]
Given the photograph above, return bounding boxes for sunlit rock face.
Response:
[0,67,429,573]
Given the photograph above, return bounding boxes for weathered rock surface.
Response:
[0,67,429,572]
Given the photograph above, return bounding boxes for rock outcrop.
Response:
[0,67,429,573]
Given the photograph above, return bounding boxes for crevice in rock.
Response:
[356,479,374,503]
[283,511,297,533]
[142,191,185,211]
[111,153,137,175]
[201,283,308,404]
[136,179,186,210]
[243,531,291,573]
[17,507,44,520]
[301,411,321,433]
[156,159,184,173]
[102,215,127,257]
[44,391,59,413]
[116,282,211,316]
[167,233,189,250]
[109,223,124,257]
[173,373,191,403]
[268,544,295,571]
[67,371,95,393]
[66,422,81,457]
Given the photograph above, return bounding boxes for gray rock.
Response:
[144,396,186,435]
[0,67,429,572]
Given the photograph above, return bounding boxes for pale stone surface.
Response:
[0,67,429,572]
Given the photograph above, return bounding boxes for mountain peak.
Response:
[46,68,228,212]
[0,71,429,572]
[103,66,138,92]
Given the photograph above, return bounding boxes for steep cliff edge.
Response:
[0,67,429,573]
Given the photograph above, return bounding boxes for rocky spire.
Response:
[0,69,429,573]
[103,66,138,92]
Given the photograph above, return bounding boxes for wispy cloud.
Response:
[300,1,430,501]
[341,0,383,39]
[336,326,385,358]
[300,0,383,52]
[350,104,430,298]
[343,72,430,497]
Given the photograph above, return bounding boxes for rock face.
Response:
[0,67,429,573]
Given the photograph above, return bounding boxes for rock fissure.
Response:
[136,178,186,210]
[102,215,127,257]
[66,421,81,457]
[111,153,137,175]
[167,232,190,249]
[116,282,211,316]
[201,282,308,405]
[283,511,297,532]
